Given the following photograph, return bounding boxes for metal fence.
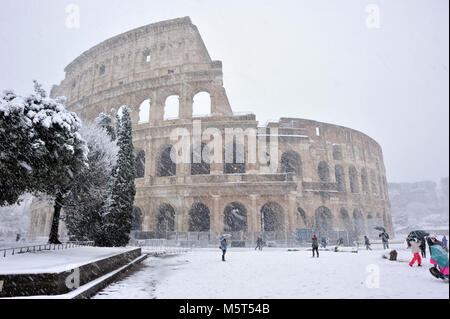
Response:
[0,241,95,258]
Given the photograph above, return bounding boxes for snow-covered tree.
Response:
[99,107,136,247]
[0,82,88,244]
[95,112,116,141]
[63,121,118,243]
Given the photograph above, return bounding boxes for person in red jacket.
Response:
[407,238,422,267]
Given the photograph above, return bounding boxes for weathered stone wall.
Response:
[29,17,393,244]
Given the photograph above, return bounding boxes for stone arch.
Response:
[281,151,302,175]
[353,209,365,239]
[318,161,330,182]
[224,202,247,232]
[156,204,175,237]
[192,91,212,117]
[361,168,369,193]
[349,166,359,193]
[135,150,145,179]
[224,142,245,174]
[188,202,210,232]
[164,95,179,120]
[138,99,150,124]
[157,145,176,177]
[132,206,143,231]
[315,206,333,237]
[191,143,210,175]
[261,202,285,232]
[335,165,346,192]
[296,207,308,227]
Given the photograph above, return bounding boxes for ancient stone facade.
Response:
[29,17,393,245]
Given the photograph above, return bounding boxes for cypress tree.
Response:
[100,106,136,246]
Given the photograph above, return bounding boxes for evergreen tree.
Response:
[63,121,118,243]
[95,112,116,141]
[100,106,136,247]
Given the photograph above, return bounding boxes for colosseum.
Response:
[29,17,393,246]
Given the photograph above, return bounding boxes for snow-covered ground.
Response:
[94,243,449,299]
[0,246,136,274]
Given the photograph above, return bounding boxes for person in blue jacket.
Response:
[220,238,227,261]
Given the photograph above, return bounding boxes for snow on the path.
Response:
[94,244,449,299]
[0,246,136,274]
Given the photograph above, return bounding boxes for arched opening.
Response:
[281,151,302,175]
[297,207,308,227]
[192,91,211,117]
[261,202,284,232]
[164,95,179,120]
[138,99,150,124]
[361,168,369,193]
[349,166,359,193]
[135,150,145,179]
[353,209,365,239]
[224,202,247,232]
[189,203,210,232]
[315,206,333,237]
[335,165,346,192]
[158,145,176,177]
[132,206,143,231]
[191,143,210,175]
[156,204,175,238]
[224,142,245,174]
[318,161,330,182]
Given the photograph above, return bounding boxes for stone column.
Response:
[211,195,221,233]
[288,192,297,232]
[249,194,260,233]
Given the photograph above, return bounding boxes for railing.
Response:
[1,241,95,258]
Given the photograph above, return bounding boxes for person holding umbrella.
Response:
[379,231,390,249]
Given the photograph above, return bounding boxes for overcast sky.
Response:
[0,0,448,184]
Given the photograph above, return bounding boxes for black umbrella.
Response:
[407,230,429,240]
[374,226,386,232]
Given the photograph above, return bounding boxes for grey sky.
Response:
[0,0,448,184]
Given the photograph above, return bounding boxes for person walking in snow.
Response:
[312,234,319,258]
[220,238,227,261]
[408,238,422,267]
[255,236,263,251]
[337,237,344,246]
[320,237,327,249]
[364,236,372,250]
[379,231,390,249]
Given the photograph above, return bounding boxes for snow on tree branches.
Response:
[99,106,136,247]
[0,81,88,207]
